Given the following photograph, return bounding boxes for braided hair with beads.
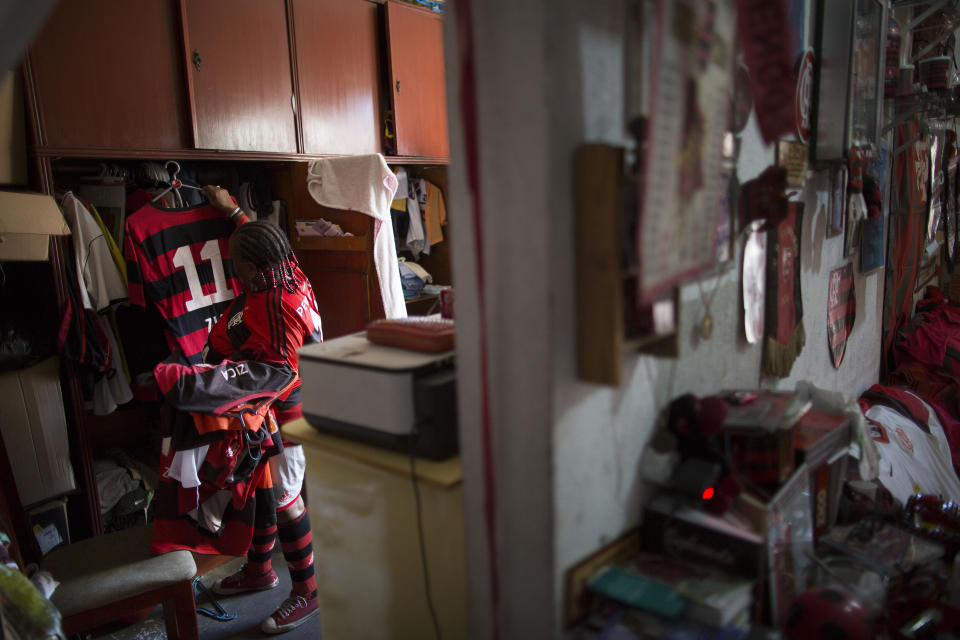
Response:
[230,221,301,293]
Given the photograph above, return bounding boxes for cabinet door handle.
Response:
[193,49,202,71]
[396,79,401,94]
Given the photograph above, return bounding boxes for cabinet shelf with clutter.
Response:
[271,162,385,341]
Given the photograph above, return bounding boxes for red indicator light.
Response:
[702,487,714,500]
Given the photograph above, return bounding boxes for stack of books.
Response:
[586,552,755,630]
[640,494,765,625]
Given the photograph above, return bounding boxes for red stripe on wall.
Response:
[456,1,501,636]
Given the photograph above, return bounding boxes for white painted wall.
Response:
[443,1,555,637]
[444,0,884,637]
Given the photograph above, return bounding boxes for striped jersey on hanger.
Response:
[124,202,241,364]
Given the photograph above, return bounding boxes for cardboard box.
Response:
[641,495,766,580]
[27,496,70,555]
[0,357,76,506]
[0,190,70,261]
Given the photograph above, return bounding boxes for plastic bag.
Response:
[0,320,53,372]
[0,563,63,639]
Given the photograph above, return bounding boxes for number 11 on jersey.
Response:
[172,240,235,312]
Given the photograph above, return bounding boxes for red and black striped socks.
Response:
[248,495,278,575]
[277,510,317,598]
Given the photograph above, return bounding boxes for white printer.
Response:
[297,332,457,460]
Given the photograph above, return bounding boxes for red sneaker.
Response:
[260,592,320,634]
[211,564,280,595]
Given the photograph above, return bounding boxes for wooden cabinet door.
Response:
[182,0,298,153]
[298,249,372,339]
[27,0,189,150]
[385,1,449,159]
[292,0,381,155]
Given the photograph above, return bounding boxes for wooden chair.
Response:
[40,523,199,639]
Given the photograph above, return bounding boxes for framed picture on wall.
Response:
[788,0,812,66]
[843,206,859,257]
[811,0,887,161]
[636,0,735,302]
[849,0,887,155]
[860,216,884,272]
[828,165,847,238]
[811,0,855,162]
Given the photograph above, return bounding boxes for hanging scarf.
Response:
[763,201,805,377]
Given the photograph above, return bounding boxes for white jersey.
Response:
[862,391,960,504]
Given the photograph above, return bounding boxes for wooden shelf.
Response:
[291,234,367,252]
[574,143,678,385]
[37,146,448,165]
[386,155,450,166]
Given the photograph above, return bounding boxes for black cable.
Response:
[409,432,442,640]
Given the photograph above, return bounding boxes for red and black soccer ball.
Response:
[784,586,872,640]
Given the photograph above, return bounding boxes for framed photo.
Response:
[828,165,847,238]
[811,0,887,161]
[811,0,855,161]
[789,0,815,143]
[788,0,812,66]
[860,216,884,272]
[849,0,887,155]
[777,140,809,192]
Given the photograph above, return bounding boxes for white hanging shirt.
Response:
[306,155,406,319]
[60,192,127,312]
[60,192,132,414]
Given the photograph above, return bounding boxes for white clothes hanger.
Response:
[151,161,203,206]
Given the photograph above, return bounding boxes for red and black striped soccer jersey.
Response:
[203,266,323,422]
[125,203,242,364]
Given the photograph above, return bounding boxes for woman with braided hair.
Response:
[198,185,323,634]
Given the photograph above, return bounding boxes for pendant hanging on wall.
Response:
[762,201,805,378]
[695,275,722,340]
[701,314,713,339]
[743,222,766,344]
[827,263,855,369]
